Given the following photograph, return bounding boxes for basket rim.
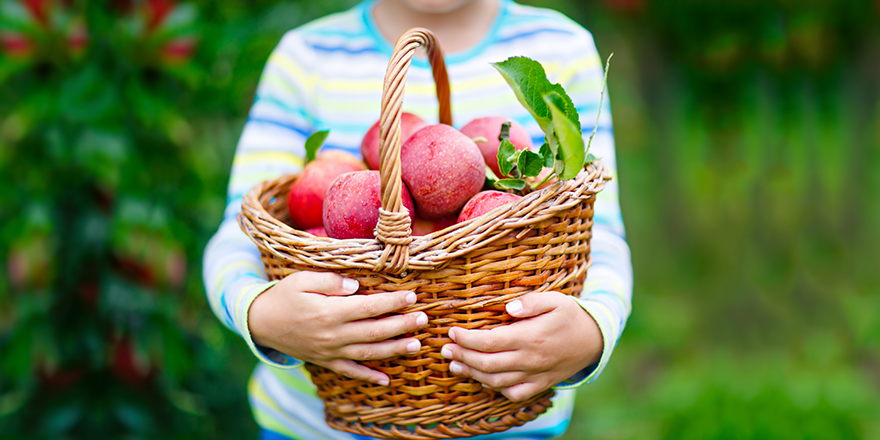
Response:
[239,160,609,273]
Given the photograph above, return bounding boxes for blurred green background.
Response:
[0,0,878,439]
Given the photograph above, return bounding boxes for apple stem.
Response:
[498,121,511,142]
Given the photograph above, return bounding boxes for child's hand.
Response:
[440,291,603,402]
[248,271,428,386]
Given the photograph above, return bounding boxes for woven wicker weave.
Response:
[239,28,610,440]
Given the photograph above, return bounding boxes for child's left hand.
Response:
[440,291,603,402]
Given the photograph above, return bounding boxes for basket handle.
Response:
[374,28,451,274]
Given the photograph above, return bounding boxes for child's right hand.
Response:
[247,271,427,386]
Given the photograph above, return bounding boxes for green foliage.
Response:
[495,179,527,191]
[492,132,543,192]
[544,91,585,179]
[538,142,554,167]
[496,138,517,177]
[516,150,544,177]
[492,56,586,182]
[491,56,580,132]
[493,54,611,185]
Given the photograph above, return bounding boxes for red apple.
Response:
[459,116,533,178]
[411,215,457,236]
[457,191,523,223]
[323,171,416,240]
[305,226,328,237]
[361,112,428,171]
[288,158,366,230]
[316,149,366,169]
[401,124,485,219]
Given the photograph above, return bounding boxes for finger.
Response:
[325,358,390,386]
[447,360,526,390]
[440,343,522,373]
[340,337,422,361]
[505,291,564,318]
[447,326,518,353]
[501,381,547,403]
[342,290,417,321]
[344,312,428,344]
[286,271,360,296]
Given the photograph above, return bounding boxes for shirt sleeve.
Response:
[202,31,319,369]
[552,27,634,389]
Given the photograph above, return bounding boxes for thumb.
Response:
[283,271,359,296]
[505,291,563,318]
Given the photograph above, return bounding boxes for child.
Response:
[203,0,632,438]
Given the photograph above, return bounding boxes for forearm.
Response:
[203,218,273,334]
[557,122,632,386]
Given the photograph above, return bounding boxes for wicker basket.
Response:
[239,28,610,440]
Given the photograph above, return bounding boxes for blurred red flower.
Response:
[161,36,196,63]
[0,31,33,57]
[0,0,89,61]
[22,0,49,26]
[110,337,156,386]
[145,0,176,33]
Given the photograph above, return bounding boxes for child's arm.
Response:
[203,31,427,384]
[438,28,632,402]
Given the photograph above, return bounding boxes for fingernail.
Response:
[343,278,359,293]
[407,340,421,353]
[405,292,417,304]
[378,378,389,386]
[506,300,523,314]
[450,361,463,374]
[448,327,456,341]
[416,313,428,327]
[441,346,452,359]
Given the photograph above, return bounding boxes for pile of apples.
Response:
[287,114,534,239]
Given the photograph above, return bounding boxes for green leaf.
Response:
[584,153,598,165]
[544,91,585,180]
[484,166,499,180]
[484,166,499,189]
[304,130,330,164]
[538,143,554,168]
[496,139,516,177]
[508,149,525,163]
[495,179,526,191]
[517,150,544,177]
[491,57,580,136]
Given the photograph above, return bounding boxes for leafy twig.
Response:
[585,53,613,153]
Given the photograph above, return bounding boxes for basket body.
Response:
[239,162,608,439]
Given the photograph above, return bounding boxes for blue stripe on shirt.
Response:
[246,117,312,138]
[496,28,574,44]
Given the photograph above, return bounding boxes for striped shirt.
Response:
[202,1,633,438]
